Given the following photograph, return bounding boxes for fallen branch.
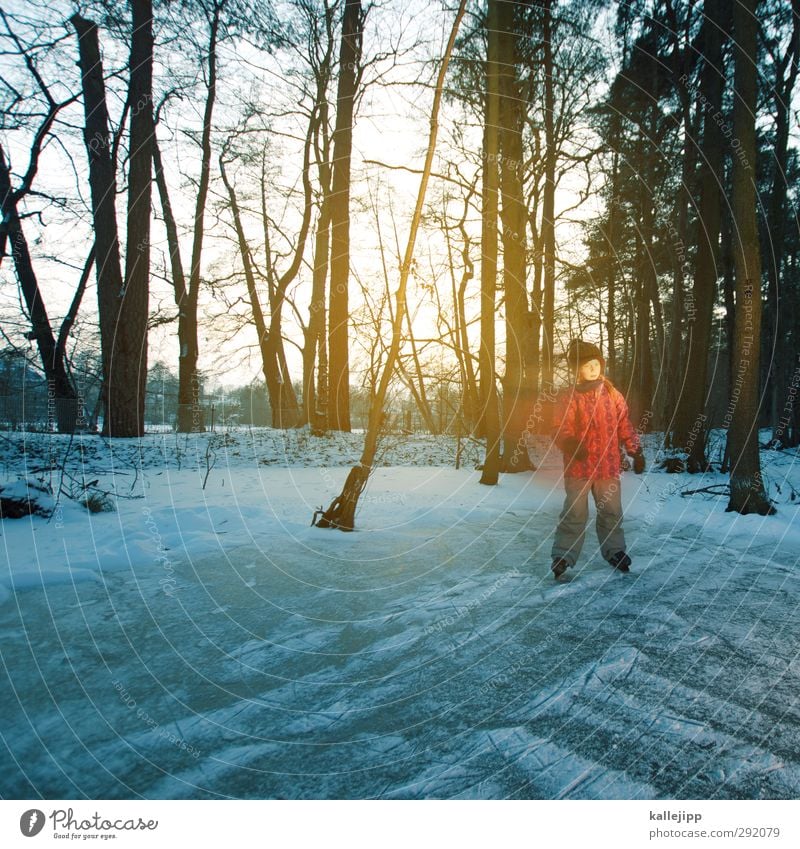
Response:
[679,484,730,497]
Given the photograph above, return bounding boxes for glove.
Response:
[632,448,645,474]
[562,436,588,462]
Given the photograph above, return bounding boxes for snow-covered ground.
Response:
[1,427,799,799]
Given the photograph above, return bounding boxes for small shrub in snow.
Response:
[80,492,115,514]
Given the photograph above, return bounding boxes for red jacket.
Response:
[552,379,640,479]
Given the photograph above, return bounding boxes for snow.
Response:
[1,427,799,799]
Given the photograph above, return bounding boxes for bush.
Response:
[0,479,54,519]
[80,492,115,514]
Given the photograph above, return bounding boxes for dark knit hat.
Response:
[565,339,604,370]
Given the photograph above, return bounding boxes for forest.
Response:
[1,0,799,518]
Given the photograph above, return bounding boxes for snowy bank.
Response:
[1,428,799,798]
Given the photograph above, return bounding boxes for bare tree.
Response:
[298,0,337,432]
[445,185,480,431]
[498,0,534,471]
[315,0,467,529]
[726,0,774,515]
[0,145,82,432]
[121,0,154,435]
[764,0,800,444]
[478,0,502,486]
[327,0,364,432]
[539,0,556,393]
[163,0,224,433]
[0,10,84,432]
[72,1,154,437]
[671,0,727,470]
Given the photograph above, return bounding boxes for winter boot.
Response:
[551,558,570,579]
[608,551,631,573]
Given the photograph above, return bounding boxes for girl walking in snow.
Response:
[550,339,645,579]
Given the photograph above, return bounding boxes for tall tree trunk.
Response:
[605,145,619,381]
[726,0,774,515]
[115,0,153,438]
[539,0,556,392]
[448,191,479,431]
[152,133,193,430]
[479,0,502,485]
[527,170,543,405]
[765,0,800,444]
[529,220,543,428]
[219,158,281,415]
[175,3,220,432]
[152,137,186,303]
[664,115,691,440]
[672,0,725,469]
[72,14,128,436]
[721,201,736,389]
[301,0,336,432]
[635,195,655,428]
[303,190,330,431]
[266,295,300,427]
[0,145,79,432]
[302,119,332,432]
[261,106,316,429]
[663,3,692,438]
[498,0,534,471]
[528,235,544,397]
[328,0,363,432]
[314,0,467,528]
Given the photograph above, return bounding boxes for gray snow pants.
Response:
[551,477,626,566]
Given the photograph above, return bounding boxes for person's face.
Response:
[577,358,602,382]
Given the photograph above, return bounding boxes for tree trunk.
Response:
[765,0,800,445]
[300,0,336,432]
[634,200,655,428]
[302,118,332,432]
[303,190,330,431]
[219,158,284,422]
[72,13,128,436]
[260,104,317,430]
[152,132,194,431]
[314,0,467,528]
[539,0,556,392]
[498,0,534,472]
[327,0,363,432]
[113,0,153,438]
[267,296,301,428]
[173,4,220,432]
[662,0,693,438]
[448,191,479,432]
[478,0,502,486]
[0,144,79,432]
[529,221,543,428]
[671,0,725,469]
[663,116,690,440]
[726,0,774,515]
[605,143,620,381]
[721,202,736,384]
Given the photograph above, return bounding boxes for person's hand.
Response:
[562,436,588,461]
[632,448,645,474]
